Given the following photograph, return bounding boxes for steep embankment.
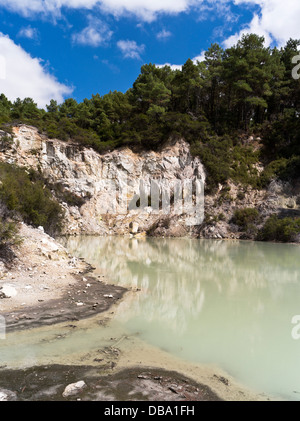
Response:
[0,124,299,240]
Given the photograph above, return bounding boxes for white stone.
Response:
[1,285,17,298]
[62,381,87,397]
[0,392,8,401]
[0,389,16,401]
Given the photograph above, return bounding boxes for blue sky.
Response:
[0,0,299,107]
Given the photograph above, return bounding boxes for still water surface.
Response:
[3,237,300,400]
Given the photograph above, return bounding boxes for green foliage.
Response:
[260,156,300,186]
[260,158,288,186]
[0,133,14,150]
[232,207,261,237]
[261,114,300,159]
[0,219,20,249]
[257,215,300,242]
[11,97,43,120]
[232,208,260,230]
[230,145,261,187]
[191,136,232,191]
[0,163,64,234]
[191,135,260,191]
[0,33,299,190]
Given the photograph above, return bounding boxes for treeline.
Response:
[0,33,300,191]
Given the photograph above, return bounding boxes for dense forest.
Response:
[0,33,300,194]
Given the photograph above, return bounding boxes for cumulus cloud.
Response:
[117,39,145,59]
[17,25,39,40]
[156,51,205,71]
[0,0,97,17]
[156,63,182,70]
[0,0,299,41]
[225,0,300,47]
[223,11,273,48]
[72,15,113,46]
[0,33,72,107]
[192,51,206,62]
[100,0,193,21]
[156,29,172,40]
[0,0,197,21]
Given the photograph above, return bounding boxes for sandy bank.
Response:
[0,224,127,332]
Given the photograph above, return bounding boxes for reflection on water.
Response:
[62,236,300,400]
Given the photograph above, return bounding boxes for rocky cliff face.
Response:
[1,124,299,240]
[0,125,205,236]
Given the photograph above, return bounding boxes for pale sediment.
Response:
[0,224,127,331]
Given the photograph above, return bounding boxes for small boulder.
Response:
[0,389,17,401]
[62,381,87,398]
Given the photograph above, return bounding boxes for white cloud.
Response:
[156,63,182,70]
[0,33,72,108]
[156,29,172,40]
[17,25,39,40]
[156,52,205,71]
[223,12,273,48]
[117,39,145,59]
[72,15,113,46]
[1,0,299,53]
[0,0,198,21]
[192,51,206,62]
[100,0,196,21]
[225,0,300,47]
[0,0,299,39]
[0,0,97,16]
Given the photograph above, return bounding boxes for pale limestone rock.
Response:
[1,125,206,237]
[0,389,17,401]
[62,381,87,397]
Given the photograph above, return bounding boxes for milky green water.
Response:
[2,236,300,400]
[64,236,300,400]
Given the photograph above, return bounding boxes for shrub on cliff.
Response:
[0,218,21,262]
[232,208,260,230]
[0,219,20,248]
[0,163,64,235]
[257,215,300,242]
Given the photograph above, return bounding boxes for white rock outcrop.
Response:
[0,125,205,236]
